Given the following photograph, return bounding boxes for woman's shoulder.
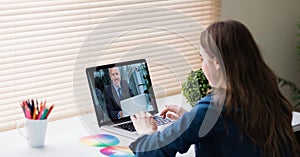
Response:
[196,94,213,104]
[195,93,226,110]
[189,94,225,123]
[194,94,215,110]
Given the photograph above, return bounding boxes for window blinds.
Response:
[0,0,221,132]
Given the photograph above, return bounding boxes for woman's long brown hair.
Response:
[200,20,299,157]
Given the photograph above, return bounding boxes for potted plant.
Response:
[182,69,211,106]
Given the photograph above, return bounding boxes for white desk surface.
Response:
[1,94,300,157]
[0,94,194,157]
[292,111,300,132]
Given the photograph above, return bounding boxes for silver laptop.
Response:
[86,59,172,139]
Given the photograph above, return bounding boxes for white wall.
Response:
[221,0,300,87]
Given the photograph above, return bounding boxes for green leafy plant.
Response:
[182,69,211,106]
[278,78,300,108]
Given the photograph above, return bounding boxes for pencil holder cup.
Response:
[17,118,48,148]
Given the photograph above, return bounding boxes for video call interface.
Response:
[87,61,157,124]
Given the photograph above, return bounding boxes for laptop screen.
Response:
[86,59,158,126]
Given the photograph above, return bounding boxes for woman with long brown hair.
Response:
[129,20,299,157]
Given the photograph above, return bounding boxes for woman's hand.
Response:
[159,105,187,120]
[131,111,158,135]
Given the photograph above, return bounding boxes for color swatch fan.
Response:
[100,146,135,157]
[79,134,120,147]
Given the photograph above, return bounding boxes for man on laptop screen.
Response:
[86,59,171,139]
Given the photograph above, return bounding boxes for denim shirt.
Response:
[129,94,261,157]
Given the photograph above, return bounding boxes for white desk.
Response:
[1,94,300,157]
[0,94,194,157]
[292,111,300,132]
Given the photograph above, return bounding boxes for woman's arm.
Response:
[129,96,212,156]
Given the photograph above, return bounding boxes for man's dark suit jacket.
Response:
[104,80,134,121]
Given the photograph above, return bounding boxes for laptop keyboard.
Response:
[116,122,136,132]
[115,116,172,132]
